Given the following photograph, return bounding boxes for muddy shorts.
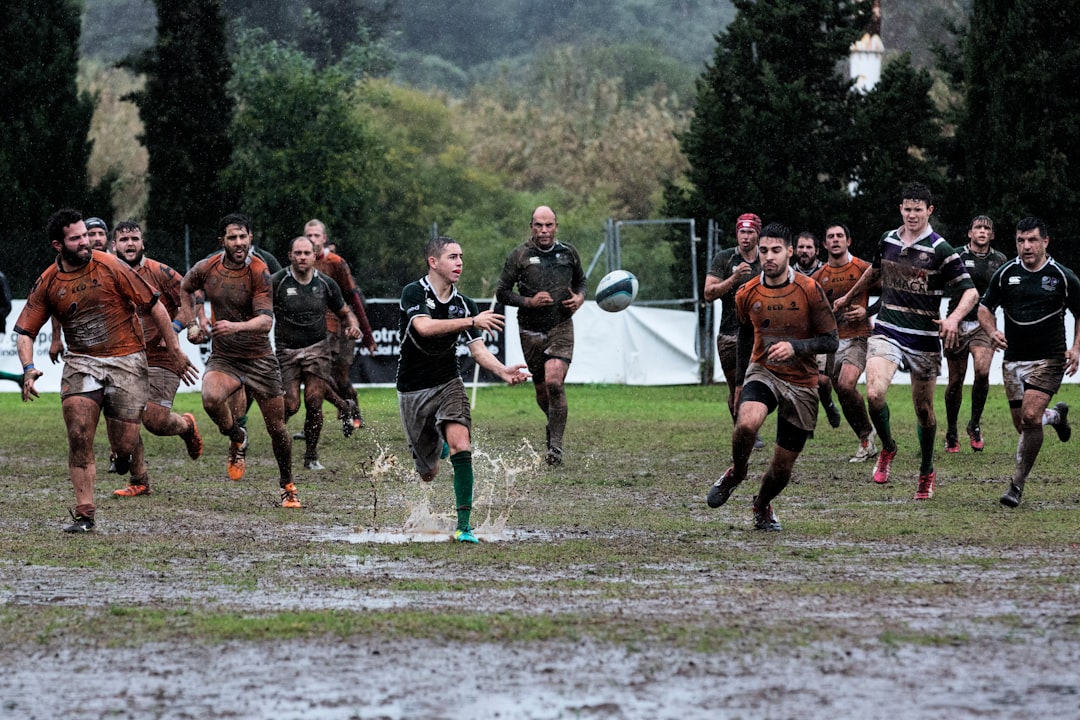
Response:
[832,336,868,377]
[277,337,335,389]
[206,353,284,399]
[520,319,574,381]
[868,334,940,381]
[1002,358,1065,403]
[716,332,738,380]
[398,377,471,477]
[146,365,182,408]
[742,362,819,432]
[328,330,356,374]
[944,320,992,360]
[60,351,148,422]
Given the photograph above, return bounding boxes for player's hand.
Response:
[766,341,795,362]
[529,292,555,308]
[187,323,208,344]
[833,294,851,313]
[501,364,531,386]
[174,352,200,386]
[935,317,961,349]
[344,326,361,340]
[472,310,505,333]
[734,263,753,280]
[22,368,42,402]
[562,290,585,313]
[842,306,867,323]
[1066,347,1079,376]
[49,338,64,364]
[990,330,1007,351]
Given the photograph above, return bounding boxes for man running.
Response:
[183,213,299,509]
[943,215,1008,453]
[399,236,530,543]
[272,236,362,470]
[979,216,1077,507]
[705,223,838,531]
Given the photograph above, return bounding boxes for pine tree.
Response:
[1,0,98,293]
[123,0,235,270]
[665,0,870,290]
[945,0,1080,250]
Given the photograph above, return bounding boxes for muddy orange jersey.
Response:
[315,250,357,334]
[735,269,837,387]
[132,257,184,368]
[15,250,155,357]
[811,255,872,339]
[182,252,274,359]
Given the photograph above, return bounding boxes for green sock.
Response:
[872,403,894,451]
[0,371,23,384]
[237,414,248,429]
[916,423,936,475]
[450,451,473,532]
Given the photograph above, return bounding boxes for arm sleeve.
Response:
[495,249,527,307]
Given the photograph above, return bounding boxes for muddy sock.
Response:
[1042,407,1060,425]
[870,403,895,452]
[917,423,936,475]
[75,503,95,520]
[1013,426,1043,491]
[450,451,473,532]
[547,405,568,450]
[970,378,990,429]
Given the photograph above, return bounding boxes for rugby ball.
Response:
[595,270,639,312]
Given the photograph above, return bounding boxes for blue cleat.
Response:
[454,528,479,544]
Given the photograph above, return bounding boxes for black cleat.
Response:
[824,402,842,429]
[112,453,131,476]
[62,509,95,533]
[706,466,739,508]
[1000,483,1023,508]
[1052,402,1071,442]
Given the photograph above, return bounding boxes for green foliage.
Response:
[942,0,1080,260]
[847,53,946,256]
[224,34,380,264]
[668,0,871,291]
[1,0,100,295]
[123,0,235,270]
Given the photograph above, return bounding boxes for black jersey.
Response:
[981,256,1080,362]
[271,269,346,350]
[397,277,482,392]
[948,245,1007,322]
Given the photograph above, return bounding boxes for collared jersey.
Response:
[397,277,483,392]
[496,240,587,333]
[981,256,1080,362]
[707,247,762,334]
[183,252,274,359]
[271,268,346,350]
[130,256,184,368]
[735,268,837,387]
[16,250,156,358]
[812,255,872,340]
[872,226,974,353]
[948,245,1008,322]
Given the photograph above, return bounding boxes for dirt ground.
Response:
[2,522,1078,720]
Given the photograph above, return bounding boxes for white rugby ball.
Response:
[595,270,639,312]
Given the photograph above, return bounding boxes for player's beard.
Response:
[60,245,91,268]
[122,250,144,268]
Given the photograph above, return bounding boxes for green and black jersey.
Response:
[948,245,1008,322]
[271,268,346,350]
[397,277,482,392]
[981,256,1080,362]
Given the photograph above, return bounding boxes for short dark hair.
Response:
[1015,216,1048,238]
[113,220,141,238]
[901,182,933,206]
[425,235,459,260]
[796,231,819,249]
[825,222,851,241]
[46,208,83,243]
[218,212,251,238]
[759,222,792,246]
[969,215,994,231]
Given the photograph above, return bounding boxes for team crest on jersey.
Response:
[1008,276,1021,285]
[1042,276,1059,292]
[529,257,541,264]
[286,287,298,296]
[426,298,436,309]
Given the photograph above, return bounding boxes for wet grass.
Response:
[1,384,1080,654]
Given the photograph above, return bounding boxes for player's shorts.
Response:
[520,319,575,380]
[60,351,148,422]
[1002,358,1065,403]
[832,336,868,377]
[868,334,940,381]
[815,353,833,375]
[944,320,992,360]
[328,330,355,371]
[716,332,738,380]
[398,377,471,477]
[206,353,284,399]
[146,365,182,408]
[277,337,335,388]
[742,362,819,432]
